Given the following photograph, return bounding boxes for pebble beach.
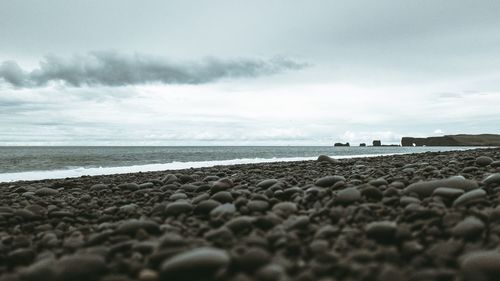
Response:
[1,148,500,281]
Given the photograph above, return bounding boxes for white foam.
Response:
[0,153,402,182]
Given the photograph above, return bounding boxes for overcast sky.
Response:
[1,0,500,145]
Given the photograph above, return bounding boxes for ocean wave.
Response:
[0,153,402,182]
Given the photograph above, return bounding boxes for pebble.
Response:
[461,251,500,281]
[116,219,160,235]
[404,176,478,197]
[211,178,233,193]
[255,264,285,281]
[19,258,57,281]
[118,183,140,191]
[56,254,107,281]
[335,187,361,204]
[361,186,383,200]
[368,178,388,187]
[169,193,188,201]
[476,156,494,167]
[138,269,159,281]
[90,183,108,191]
[225,216,254,233]
[453,189,487,207]
[210,203,236,220]
[165,201,193,215]
[452,217,485,239]
[139,182,155,189]
[211,191,233,203]
[7,248,35,265]
[160,247,230,281]
[257,179,279,189]
[317,155,338,163]
[247,200,270,212]
[400,196,421,205]
[232,247,271,272]
[432,187,465,198]
[271,202,298,218]
[35,187,59,196]
[194,199,221,215]
[314,175,346,187]
[482,173,500,185]
[365,221,397,243]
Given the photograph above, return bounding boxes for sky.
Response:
[1,0,500,145]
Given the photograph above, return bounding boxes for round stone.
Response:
[210,178,233,193]
[317,155,339,163]
[271,202,297,218]
[194,199,221,215]
[19,258,57,281]
[314,175,346,187]
[400,196,421,205]
[432,187,465,198]
[160,247,229,281]
[335,187,361,204]
[211,191,233,203]
[169,193,188,201]
[210,203,236,220]
[90,184,108,191]
[461,251,500,281]
[404,176,478,197]
[7,248,35,266]
[225,216,254,233]
[476,156,494,167]
[257,179,279,189]
[165,201,193,215]
[116,219,160,235]
[138,269,159,281]
[232,247,271,272]
[453,189,487,207]
[35,187,59,196]
[247,200,270,212]
[452,217,485,239]
[365,221,397,243]
[483,173,500,185]
[361,186,383,200]
[56,254,107,281]
[368,178,388,187]
[118,183,140,191]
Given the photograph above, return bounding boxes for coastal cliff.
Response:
[402,134,500,146]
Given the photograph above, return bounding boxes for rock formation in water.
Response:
[401,134,500,147]
[334,142,350,147]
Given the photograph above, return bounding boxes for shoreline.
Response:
[1,148,500,280]
[0,147,485,183]
[0,153,405,183]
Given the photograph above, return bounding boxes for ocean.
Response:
[0,146,478,182]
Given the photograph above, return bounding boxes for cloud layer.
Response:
[0,51,306,87]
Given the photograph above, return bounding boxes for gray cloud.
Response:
[0,51,307,87]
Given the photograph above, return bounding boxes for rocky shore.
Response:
[1,148,500,281]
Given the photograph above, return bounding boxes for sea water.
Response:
[0,146,478,182]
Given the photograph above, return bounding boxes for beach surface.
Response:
[1,148,500,280]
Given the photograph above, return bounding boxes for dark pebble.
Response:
[365,221,397,243]
[452,216,485,239]
[160,247,229,281]
[453,189,487,207]
[314,175,346,187]
[335,187,361,204]
[476,156,494,167]
[461,251,500,281]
